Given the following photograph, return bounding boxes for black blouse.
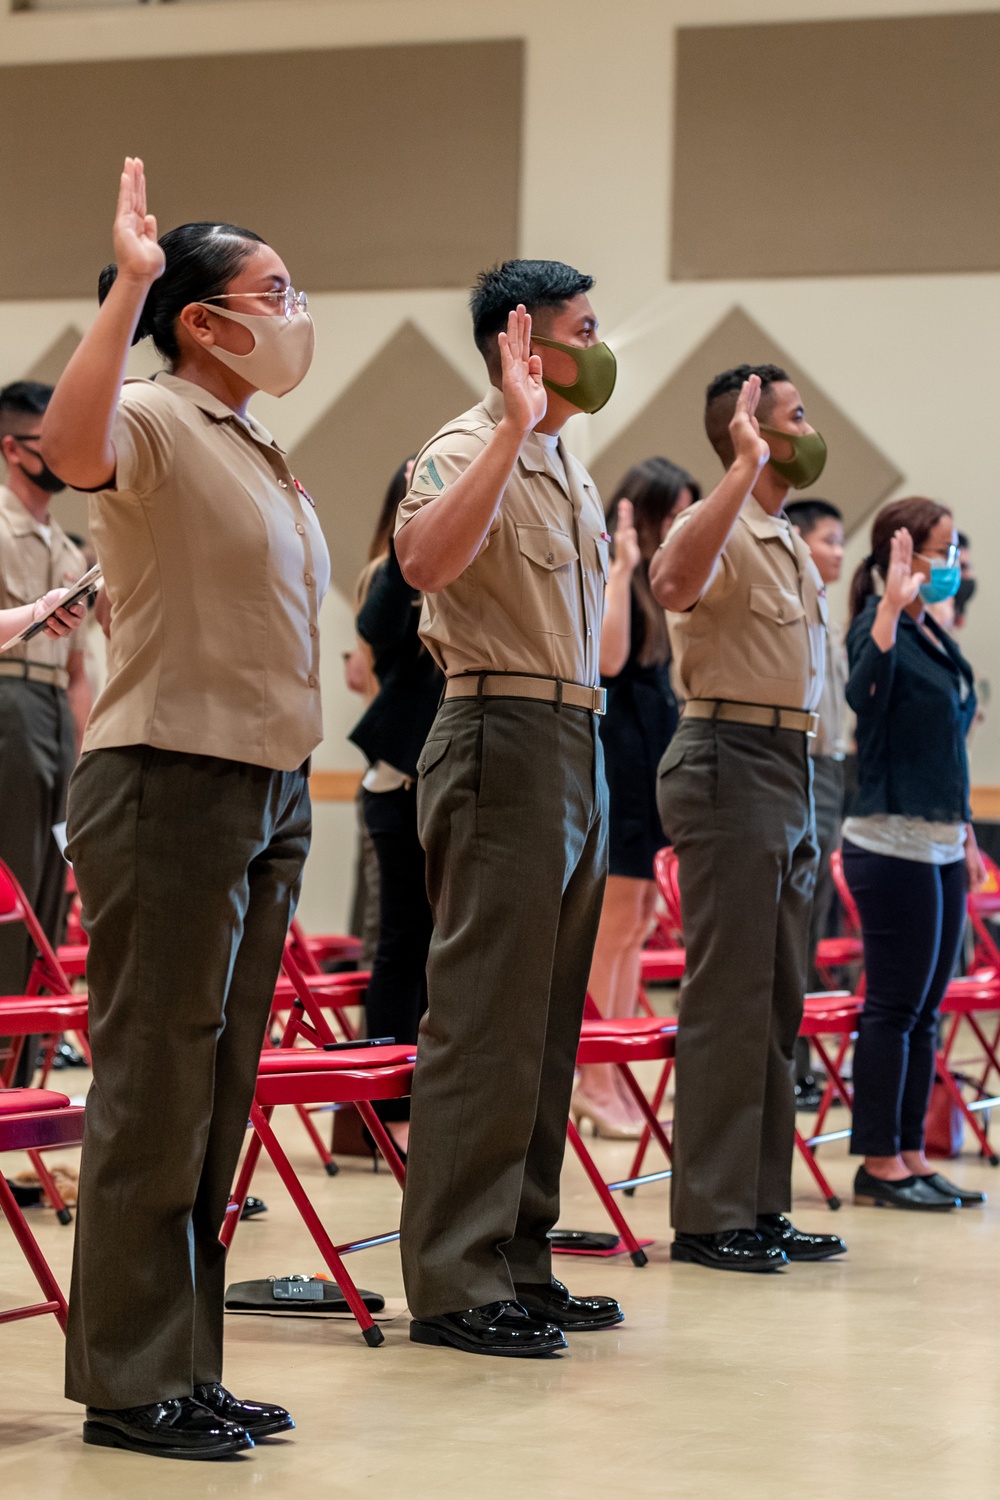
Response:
[846,595,976,823]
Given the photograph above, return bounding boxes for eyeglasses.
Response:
[917,544,959,568]
[202,288,309,320]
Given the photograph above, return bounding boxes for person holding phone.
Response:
[39,159,329,1460]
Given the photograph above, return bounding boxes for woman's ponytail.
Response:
[98,261,154,347]
[848,556,877,620]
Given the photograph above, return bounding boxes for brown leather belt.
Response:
[0,659,69,690]
[444,673,606,716]
[683,698,819,737]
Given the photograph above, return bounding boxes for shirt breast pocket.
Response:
[516,524,579,637]
[747,585,806,680]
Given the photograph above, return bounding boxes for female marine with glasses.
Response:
[39,159,328,1461]
[844,498,985,1214]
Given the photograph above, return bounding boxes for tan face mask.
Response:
[199,304,315,397]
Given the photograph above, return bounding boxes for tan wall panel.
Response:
[672,13,1000,279]
[0,41,522,298]
[589,306,902,537]
[288,319,479,600]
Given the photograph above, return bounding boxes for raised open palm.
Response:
[614,498,642,574]
[498,304,547,435]
[884,528,922,611]
[728,374,770,472]
[113,157,165,284]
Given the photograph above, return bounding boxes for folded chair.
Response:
[286,916,362,973]
[222,1045,414,1345]
[0,1088,85,1329]
[0,860,89,1223]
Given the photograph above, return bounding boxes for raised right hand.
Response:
[113,157,165,285]
[612,498,642,574]
[498,305,547,435]
[728,374,770,473]
[883,527,922,612]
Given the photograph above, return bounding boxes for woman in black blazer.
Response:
[349,461,443,1150]
[844,497,985,1211]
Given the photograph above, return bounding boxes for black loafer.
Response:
[756,1213,847,1261]
[917,1172,986,1207]
[513,1277,624,1331]
[671,1229,788,1272]
[239,1196,268,1221]
[410,1299,567,1357]
[853,1165,959,1211]
[83,1397,253,1460]
[193,1383,294,1438]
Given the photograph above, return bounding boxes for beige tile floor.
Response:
[2,1081,1000,1500]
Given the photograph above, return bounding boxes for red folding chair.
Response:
[813,850,864,986]
[287,917,362,973]
[0,860,89,1223]
[0,1088,85,1330]
[222,1045,414,1346]
[564,1009,677,1265]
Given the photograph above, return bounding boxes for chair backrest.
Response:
[287,917,324,976]
[652,847,684,939]
[0,858,73,997]
[829,849,863,936]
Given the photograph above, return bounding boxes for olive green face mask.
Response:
[531,335,618,414]
[759,425,828,490]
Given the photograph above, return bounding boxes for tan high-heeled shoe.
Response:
[570,1088,643,1140]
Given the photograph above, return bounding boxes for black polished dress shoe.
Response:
[513,1277,624,1331]
[853,1165,959,1211]
[194,1383,294,1438]
[83,1397,253,1459]
[671,1229,788,1272]
[239,1196,268,1221]
[756,1213,847,1262]
[917,1172,986,1207]
[410,1299,567,1357]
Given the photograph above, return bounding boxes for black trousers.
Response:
[361,782,432,1121]
[844,841,966,1157]
[400,699,607,1318]
[64,746,311,1409]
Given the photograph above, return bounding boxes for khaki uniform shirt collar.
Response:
[742,494,796,555]
[480,383,574,501]
[149,372,285,454]
[0,484,44,540]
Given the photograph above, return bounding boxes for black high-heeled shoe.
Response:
[853,1165,959,1211]
[361,1124,407,1172]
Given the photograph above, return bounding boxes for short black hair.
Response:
[784,499,843,536]
[958,530,970,549]
[470,259,595,359]
[99,221,266,364]
[0,380,54,440]
[704,363,790,464]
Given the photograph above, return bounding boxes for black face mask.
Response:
[954,575,977,620]
[12,436,66,495]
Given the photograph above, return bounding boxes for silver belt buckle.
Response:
[594,687,607,716]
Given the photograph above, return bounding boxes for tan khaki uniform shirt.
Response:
[396,387,608,685]
[666,495,826,712]
[0,484,86,673]
[84,374,330,772]
[812,619,849,758]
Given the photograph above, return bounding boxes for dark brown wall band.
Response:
[0,41,523,299]
[672,13,1000,279]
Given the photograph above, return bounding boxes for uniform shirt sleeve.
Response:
[395,432,492,535]
[110,388,177,495]
[662,503,737,605]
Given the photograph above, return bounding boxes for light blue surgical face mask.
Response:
[918,559,961,605]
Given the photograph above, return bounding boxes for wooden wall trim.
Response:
[971,787,1000,822]
[310,769,363,803]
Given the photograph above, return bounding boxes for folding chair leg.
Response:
[617,1063,673,1163]
[794,1130,841,1210]
[0,1173,68,1329]
[355,1101,407,1189]
[566,1119,648,1266]
[26,1148,72,1226]
[220,1119,268,1251]
[295,1104,340,1177]
[624,1059,673,1192]
[935,1056,1000,1166]
[813,1035,852,1139]
[247,1103,385,1344]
